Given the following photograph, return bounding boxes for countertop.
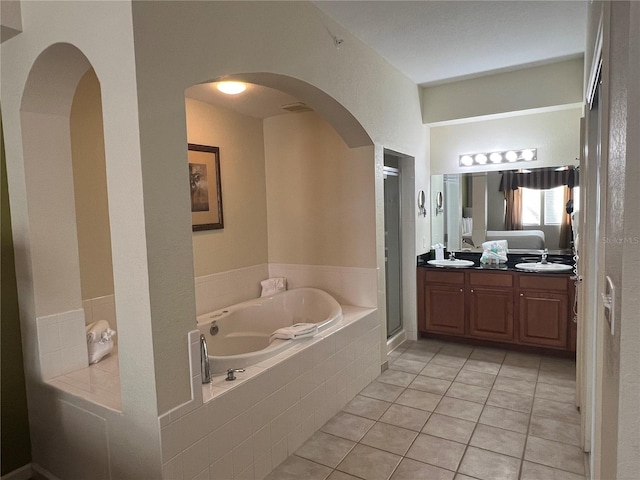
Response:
[417,251,575,273]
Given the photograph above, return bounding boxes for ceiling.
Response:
[186,1,587,118]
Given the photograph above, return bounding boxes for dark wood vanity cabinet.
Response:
[418,267,575,352]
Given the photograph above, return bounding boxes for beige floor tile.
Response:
[337,444,401,480]
[521,460,586,480]
[439,344,474,358]
[532,397,581,425]
[265,455,332,480]
[529,415,581,446]
[539,358,576,374]
[537,369,577,388]
[468,347,507,364]
[478,405,529,433]
[408,340,444,353]
[463,359,501,375]
[294,431,355,468]
[454,474,480,480]
[398,351,435,363]
[458,446,521,480]
[343,395,391,420]
[430,354,468,369]
[486,389,533,414]
[524,436,585,475]
[446,382,491,404]
[420,363,461,381]
[434,396,484,422]
[395,388,442,412]
[360,422,419,456]
[498,364,539,382]
[389,358,427,374]
[378,404,431,432]
[321,412,375,442]
[390,458,454,480]
[469,423,526,458]
[502,352,541,369]
[455,368,497,388]
[327,471,361,480]
[405,433,466,471]
[492,376,536,396]
[408,375,451,395]
[534,382,576,404]
[421,413,475,444]
[359,381,404,403]
[376,369,416,388]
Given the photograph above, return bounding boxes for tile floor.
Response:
[265,339,586,480]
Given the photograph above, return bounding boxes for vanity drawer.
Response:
[425,270,465,285]
[469,272,513,288]
[518,274,569,292]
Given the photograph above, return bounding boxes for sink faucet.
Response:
[200,334,211,384]
[541,248,548,264]
[449,252,456,261]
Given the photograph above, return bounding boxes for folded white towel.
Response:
[261,277,287,297]
[86,320,116,343]
[269,323,318,342]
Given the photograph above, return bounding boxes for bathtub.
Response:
[196,288,342,374]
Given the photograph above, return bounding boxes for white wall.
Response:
[430,107,582,175]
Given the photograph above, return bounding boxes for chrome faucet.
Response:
[541,248,549,264]
[449,252,456,261]
[200,334,211,384]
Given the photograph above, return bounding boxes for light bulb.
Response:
[506,151,518,162]
[217,81,247,95]
[475,154,487,164]
[460,155,473,166]
[489,152,502,163]
[522,149,535,161]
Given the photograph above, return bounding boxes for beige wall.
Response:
[422,57,584,124]
[264,112,376,268]
[430,107,582,174]
[70,68,115,300]
[185,98,268,277]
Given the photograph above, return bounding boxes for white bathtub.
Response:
[196,288,343,374]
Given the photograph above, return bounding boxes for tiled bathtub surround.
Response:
[266,339,586,480]
[36,309,88,380]
[195,264,378,317]
[160,306,380,480]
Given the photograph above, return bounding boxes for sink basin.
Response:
[515,262,572,272]
[428,259,475,268]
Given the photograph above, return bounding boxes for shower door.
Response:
[384,165,402,338]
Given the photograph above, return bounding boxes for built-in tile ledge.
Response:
[46,346,122,412]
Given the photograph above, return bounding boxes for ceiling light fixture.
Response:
[216,81,247,95]
[459,148,537,167]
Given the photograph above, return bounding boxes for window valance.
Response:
[499,167,579,192]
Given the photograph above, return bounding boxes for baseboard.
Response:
[30,464,61,480]
[1,464,31,480]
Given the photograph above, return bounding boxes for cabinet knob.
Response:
[460,288,463,292]
[520,293,524,297]
[470,289,474,293]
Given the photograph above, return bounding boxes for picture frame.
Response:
[188,143,224,231]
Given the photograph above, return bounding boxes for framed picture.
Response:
[188,143,224,231]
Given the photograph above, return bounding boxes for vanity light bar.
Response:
[459,148,537,167]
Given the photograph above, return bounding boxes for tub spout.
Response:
[200,334,211,384]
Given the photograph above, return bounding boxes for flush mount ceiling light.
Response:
[459,148,537,167]
[216,81,247,95]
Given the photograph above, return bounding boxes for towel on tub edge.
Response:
[270,323,317,342]
[85,320,116,365]
[261,277,287,297]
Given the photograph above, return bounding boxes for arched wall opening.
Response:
[183,76,378,317]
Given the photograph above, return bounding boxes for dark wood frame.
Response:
[188,143,223,231]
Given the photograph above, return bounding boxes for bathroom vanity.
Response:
[417,254,576,353]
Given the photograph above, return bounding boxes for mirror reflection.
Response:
[431,166,579,253]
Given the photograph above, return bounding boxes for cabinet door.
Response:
[469,287,514,341]
[425,285,465,335]
[518,291,568,348]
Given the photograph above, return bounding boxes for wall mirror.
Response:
[188,143,224,231]
[431,166,578,253]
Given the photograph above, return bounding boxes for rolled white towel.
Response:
[260,277,287,297]
[86,320,116,343]
[269,323,317,342]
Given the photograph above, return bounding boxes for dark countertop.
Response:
[417,251,575,273]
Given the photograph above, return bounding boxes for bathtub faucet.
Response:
[200,334,211,384]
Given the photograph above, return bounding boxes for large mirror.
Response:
[431,166,579,253]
